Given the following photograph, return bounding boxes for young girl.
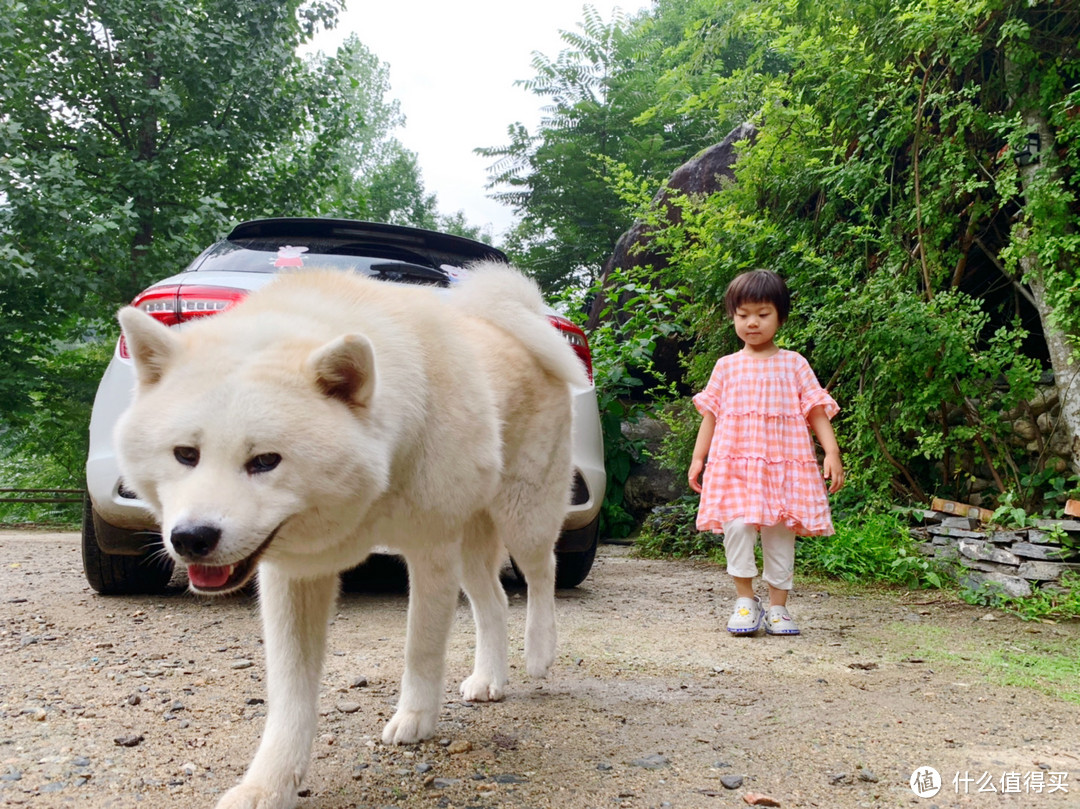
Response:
[688,269,843,636]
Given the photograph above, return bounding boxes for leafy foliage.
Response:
[479,4,718,290]
[797,512,943,589]
[559,263,686,538]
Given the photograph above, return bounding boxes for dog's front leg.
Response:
[215,566,337,809]
[382,549,460,745]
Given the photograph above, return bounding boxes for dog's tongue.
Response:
[188,564,232,589]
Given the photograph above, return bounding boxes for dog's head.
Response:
[114,305,392,594]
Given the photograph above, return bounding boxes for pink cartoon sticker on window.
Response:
[274,245,309,268]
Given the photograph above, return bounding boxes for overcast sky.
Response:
[311,0,650,238]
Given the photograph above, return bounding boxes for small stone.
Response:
[494,773,527,784]
[350,676,369,688]
[114,734,145,747]
[446,740,472,755]
[336,701,361,713]
[415,762,433,774]
[430,778,460,789]
[0,770,22,782]
[630,754,669,769]
[246,698,265,705]
[127,694,141,706]
[858,768,878,783]
[230,660,254,670]
[721,774,744,789]
[597,762,613,771]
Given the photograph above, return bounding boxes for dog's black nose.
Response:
[170,524,221,559]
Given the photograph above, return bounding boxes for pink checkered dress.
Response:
[693,349,838,536]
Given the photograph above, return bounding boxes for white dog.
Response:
[114,263,586,809]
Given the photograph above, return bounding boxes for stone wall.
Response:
[910,499,1080,598]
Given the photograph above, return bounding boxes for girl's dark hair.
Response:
[724,269,790,324]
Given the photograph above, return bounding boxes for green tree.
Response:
[480,3,714,291]
[0,1,446,419]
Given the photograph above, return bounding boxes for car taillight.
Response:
[118,285,248,358]
[548,314,594,383]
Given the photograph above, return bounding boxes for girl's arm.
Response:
[688,411,716,494]
[807,404,844,494]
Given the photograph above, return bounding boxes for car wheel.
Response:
[555,515,600,589]
[81,497,174,595]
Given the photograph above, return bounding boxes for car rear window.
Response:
[186,238,452,286]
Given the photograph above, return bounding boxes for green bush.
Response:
[0,337,109,526]
[638,504,944,591]
[797,511,943,589]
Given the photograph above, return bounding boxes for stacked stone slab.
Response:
[910,499,1080,598]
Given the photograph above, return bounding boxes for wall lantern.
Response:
[1014,132,1041,167]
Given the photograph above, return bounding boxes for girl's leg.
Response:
[760,523,797,607]
[723,518,759,596]
[722,519,764,634]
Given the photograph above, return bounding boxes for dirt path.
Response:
[2,529,1079,809]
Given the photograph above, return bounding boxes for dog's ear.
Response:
[308,334,376,409]
[118,307,178,387]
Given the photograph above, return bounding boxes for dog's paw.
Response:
[525,645,555,679]
[382,708,436,745]
[215,782,294,809]
[459,673,505,703]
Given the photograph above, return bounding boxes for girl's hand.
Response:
[823,451,844,494]
[688,458,705,493]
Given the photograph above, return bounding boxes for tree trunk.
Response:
[1015,110,1080,472]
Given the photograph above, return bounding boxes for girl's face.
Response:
[733,301,780,351]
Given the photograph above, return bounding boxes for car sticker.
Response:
[274,245,309,268]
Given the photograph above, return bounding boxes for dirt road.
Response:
[2,529,1079,809]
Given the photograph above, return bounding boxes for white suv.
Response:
[84,218,605,593]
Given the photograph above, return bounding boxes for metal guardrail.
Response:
[0,488,85,504]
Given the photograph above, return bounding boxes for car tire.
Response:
[555,515,600,589]
[81,497,174,595]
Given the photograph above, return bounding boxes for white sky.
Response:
[311,0,650,239]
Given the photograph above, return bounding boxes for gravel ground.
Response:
[2,528,1079,809]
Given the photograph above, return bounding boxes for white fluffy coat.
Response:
[114,263,585,809]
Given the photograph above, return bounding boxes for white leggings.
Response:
[723,518,796,591]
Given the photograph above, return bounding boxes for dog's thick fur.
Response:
[115,263,585,809]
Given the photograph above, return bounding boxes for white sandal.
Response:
[765,605,800,635]
[726,596,763,634]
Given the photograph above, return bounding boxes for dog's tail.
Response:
[452,261,590,388]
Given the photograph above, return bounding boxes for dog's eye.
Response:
[246,453,282,475]
[174,446,200,467]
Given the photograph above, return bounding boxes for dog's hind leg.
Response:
[383,543,462,745]
[503,525,558,680]
[215,566,337,809]
[459,512,509,702]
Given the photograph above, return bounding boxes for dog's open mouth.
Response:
[187,557,258,593]
[185,525,282,594]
